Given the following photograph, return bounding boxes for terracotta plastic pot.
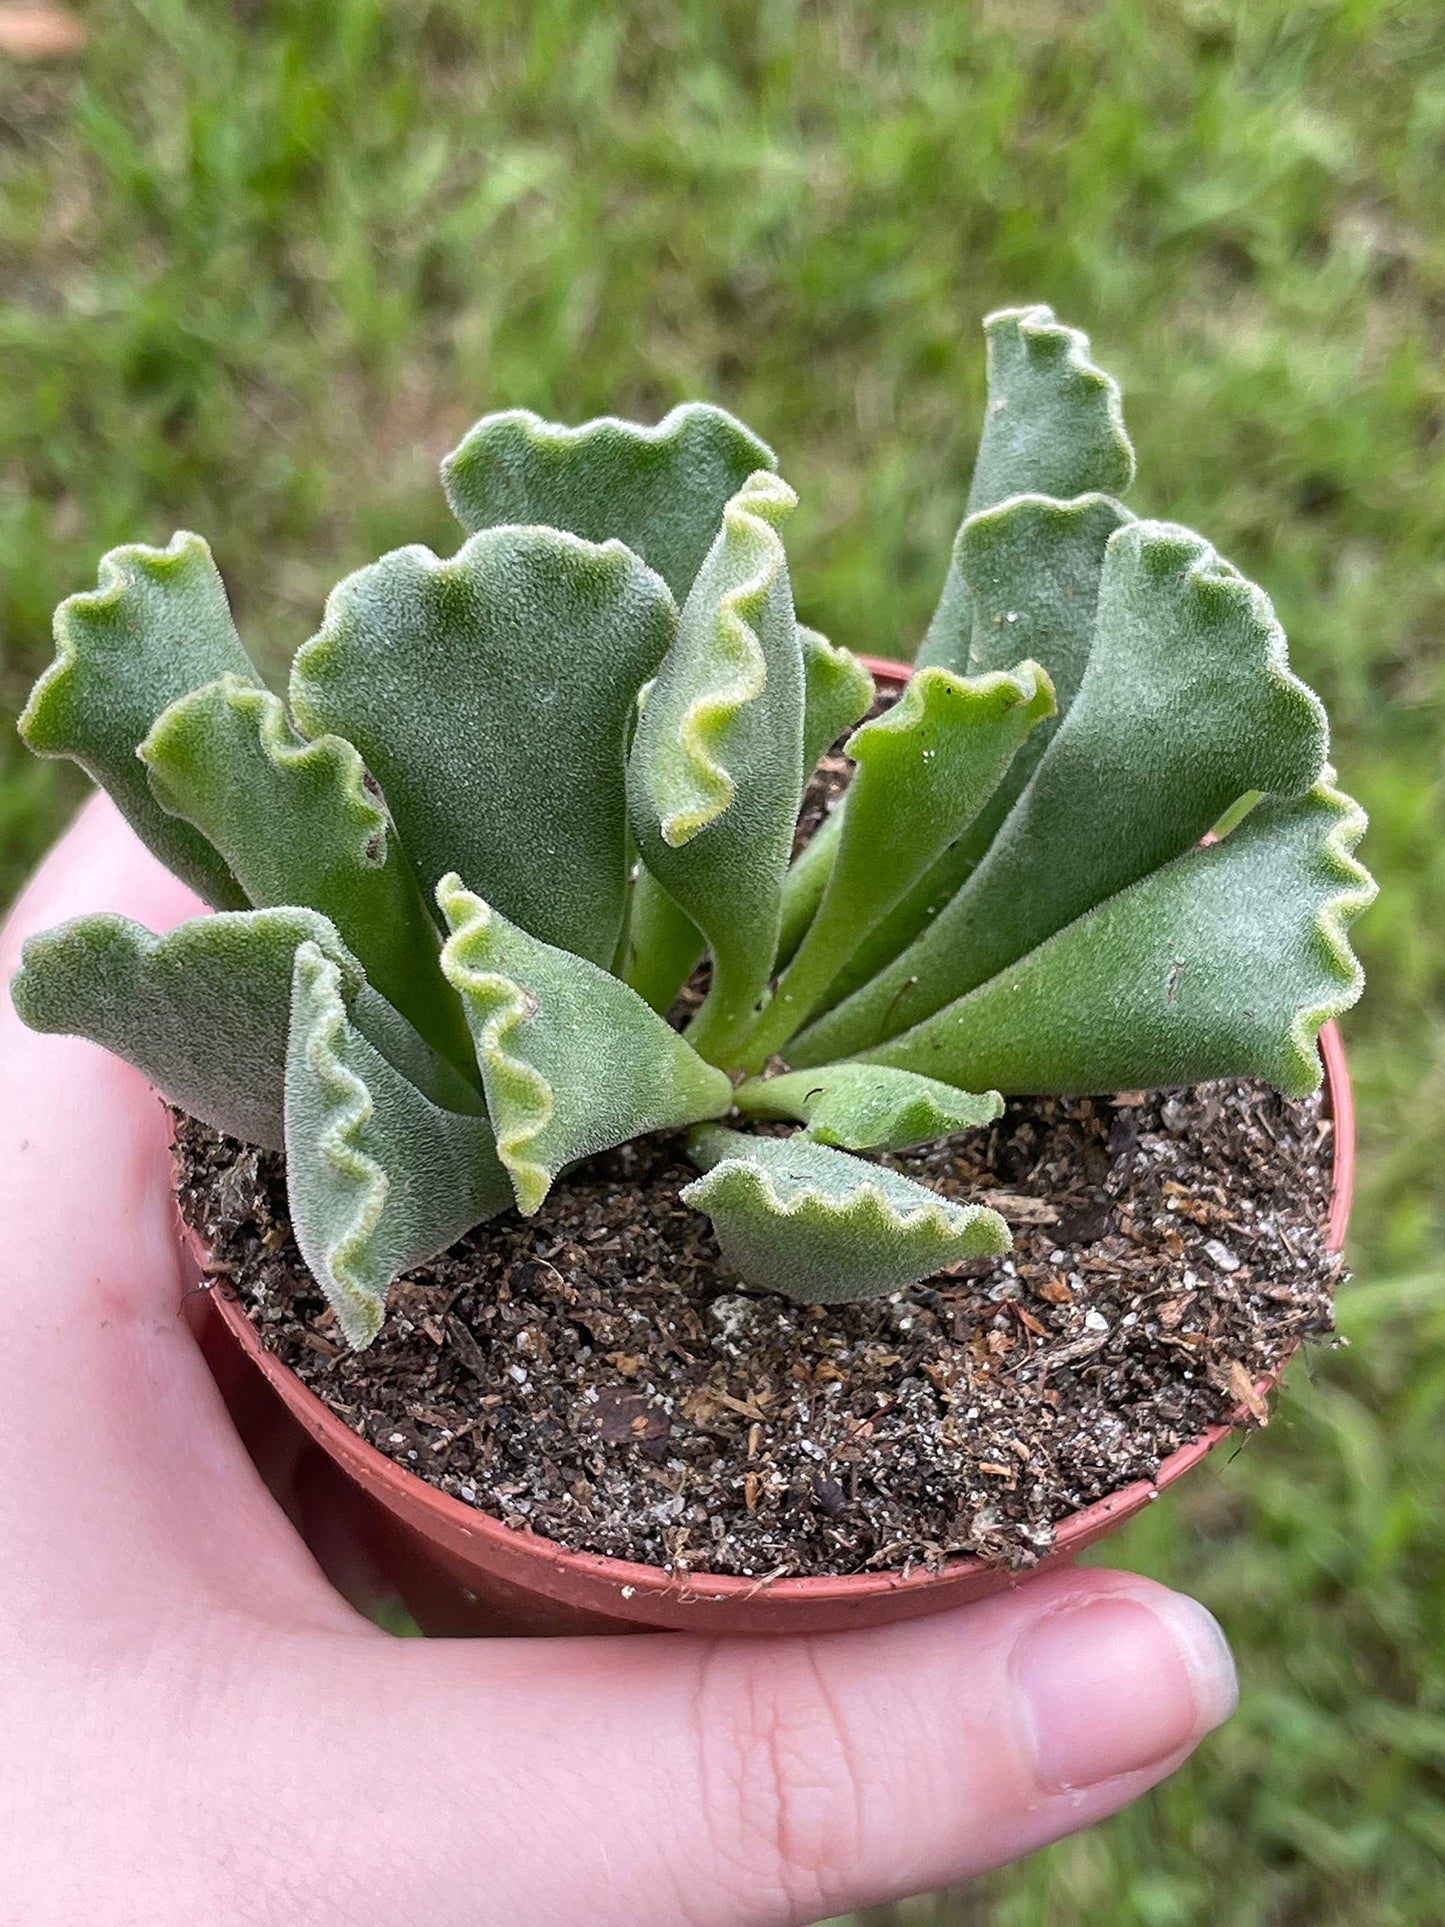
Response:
[195,653,1356,1637]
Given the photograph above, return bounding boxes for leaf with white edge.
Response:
[919,488,1129,712]
[734,1065,1002,1151]
[630,471,801,846]
[10,907,363,1149]
[139,675,471,1071]
[970,304,1136,516]
[442,402,776,604]
[627,469,805,1062]
[940,492,1132,853]
[862,777,1374,1099]
[291,527,677,967]
[918,305,1134,672]
[828,495,1132,1004]
[285,943,511,1349]
[681,1125,1010,1304]
[740,661,1055,1066]
[18,533,263,906]
[797,520,1330,1063]
[800,626,875,775]
[437,875,732,1215]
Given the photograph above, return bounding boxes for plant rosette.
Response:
[12,307,1374,1637]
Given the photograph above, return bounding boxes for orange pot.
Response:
[195,656,1356,1637]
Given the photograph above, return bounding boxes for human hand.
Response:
[0,795,1238,1927]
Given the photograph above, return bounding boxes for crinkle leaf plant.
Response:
[12,306,1376,1349]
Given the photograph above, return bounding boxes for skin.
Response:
[0,796,1239,1927]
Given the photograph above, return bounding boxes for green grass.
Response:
[3,2,1443,1919]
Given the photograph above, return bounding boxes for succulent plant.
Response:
[11,306,1375,1349]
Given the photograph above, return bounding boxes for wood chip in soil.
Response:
[173,1077,1340,1581]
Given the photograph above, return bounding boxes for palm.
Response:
[0,797,1235,1927]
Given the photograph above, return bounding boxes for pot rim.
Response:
[202,650,1355,1611]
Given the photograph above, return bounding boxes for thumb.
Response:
[261,1565,1235,1926]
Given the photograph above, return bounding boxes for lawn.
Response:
[3,2,1444,1920]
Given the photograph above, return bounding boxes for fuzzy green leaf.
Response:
[291,527,677,967]
[962,494,1129,698]
[138,675,471,1071]
[348,985,491,1118]
[734,1065,1002,1151]
[682,1125,1009,1304]
[829,495,1132,1002]
[797,521,1330,1062]
[935,492,1133,861]
[969,303,1136,516]
[621,864,704,1014]
[10,907,362,1149]
[627,469,805,1062]
[442,402,776,604]
[862,778,1374,1099]
[918,305,1135,674]
[740,661,1054,1065]
[775,633,875,975]
[285,943,510,1349]
[800,626,875,774]
[776,805,844,967]
[18,533,263,907]
[918,488,1129,719]
[437,875,732,1215]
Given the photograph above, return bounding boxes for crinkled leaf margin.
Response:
[682,1125,1010,1304]
[645,468,799,848]
[284,942,509,1348]
[437,874,732,1214]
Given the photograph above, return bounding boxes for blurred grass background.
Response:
[2,1,1443,1919]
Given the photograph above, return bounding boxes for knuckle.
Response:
[691,1641,865,1923]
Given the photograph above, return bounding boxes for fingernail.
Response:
[1011,1590,1237,1793]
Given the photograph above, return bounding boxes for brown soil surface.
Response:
[176,1077,1338,1579]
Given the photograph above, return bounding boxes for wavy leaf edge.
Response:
[434,875,555,1214]
[292,524,678,740]
[19,530,217,752]
[442,399,777,495]
[982,302,1136,499]
[657,468,798,846]
[799,624,876,770]
[141,672,394,869]
[1122,519,1326,737]
[734,1064,1004,1151]
[287,942,392,1347]
[1273,770,1376,1093]
[850,657,1055,756]
[856,772,1375,1100]
[683,1125,1006,1242]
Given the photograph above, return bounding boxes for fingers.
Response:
[3,804,1235,1927]
[0,799,202,1260]
[0,799,197,1533]
[264,1565,1234,1927]
[0,798,359,1624]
